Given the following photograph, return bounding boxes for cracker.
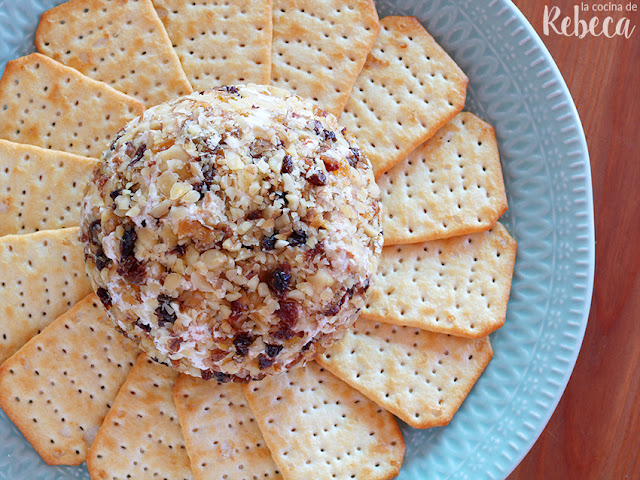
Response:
[318,317,493,428]
[0,139,97,236]
[0,53,144,158]
[0,294,140,465]
[362,223,517,337]
[35,0,192,107]
[379,112,508,245]
[152,0,272,90]
[271,0,380,116]
[87,354,194,480]
[173,375,282,480]
[0,227,92,364]
[339,16,468,178]
[244,361,404,480]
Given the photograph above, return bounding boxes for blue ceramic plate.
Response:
[0,1,594,479]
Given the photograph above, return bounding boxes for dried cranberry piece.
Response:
[276,300,298,327]
[288,230,307,246]
[94,249,112,271]
[200,369,215,380]
[268,265,292,294]
[233,333,255,357]
[261,233,278,250]
[307,171,327,186]
[128,143,146,166]
[281,154,293,174]
[323,158,340,171]
[96,287,112,308]
[305,241,324,260]
[265,344,283,358]
[258,354,274,370]
[155,294,177,326]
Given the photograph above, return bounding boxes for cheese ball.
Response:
[81,84,382,382]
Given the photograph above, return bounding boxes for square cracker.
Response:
[0,227,92,364]
[0,294,140,465]
[339,16,468,178]
[152,0,272,90]
[318,317,493,428]
[271,0,380,116]
[87,354,194,480]
[362,223,517,338]
[0,139,97,236]
[378,112,508,245]
[0,53,144,158]
[244,361,405,480]
[36,0,192,107]
[173,375,282,480]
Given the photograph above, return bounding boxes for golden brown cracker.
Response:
[379,112,508,245]
[87,354,194,480]
[152,0,272,90]
[271,0,380,116]
[0,139,96,236]
[0,53,144,158]
[362,223,517,337]
[318,317,493,428]
[36,0,192,106]
[0,227,92,364]
[340,16,468,177]
[0,294,140,465]
[244,361,405,480]
[174,375,282,480]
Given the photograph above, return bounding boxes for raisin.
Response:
[305,241,324,261]
[229,300,246,321]
[247,210,262,220]
[281,154,293,173]
[134,319,151,332]
[141,219,147,227]
[313,120,323,135]
[155,294,177,326]
[323,129,336,142]
[276,300,298,327]
[307,171,327,186]
[258,354,274,370]
[302,340,313,352]
[272,325,295,341]
[109,189,122,200]
[348,147,361,167]
[200,369,215,380]
[96,287,112,308]
[265,344,283,358]
[221,85,239,94]
[128,143,146,166]
[288,229,307,246]
[88,219,101,246]
[268,265,292,294]
[214,372,231,383]
[94,249,112,271]
[233,333,255,357]
[117,256,146,284]
[171,244,187,256]
[120,225,137,259]
[261,234,278,250]
[168,337,183,353]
